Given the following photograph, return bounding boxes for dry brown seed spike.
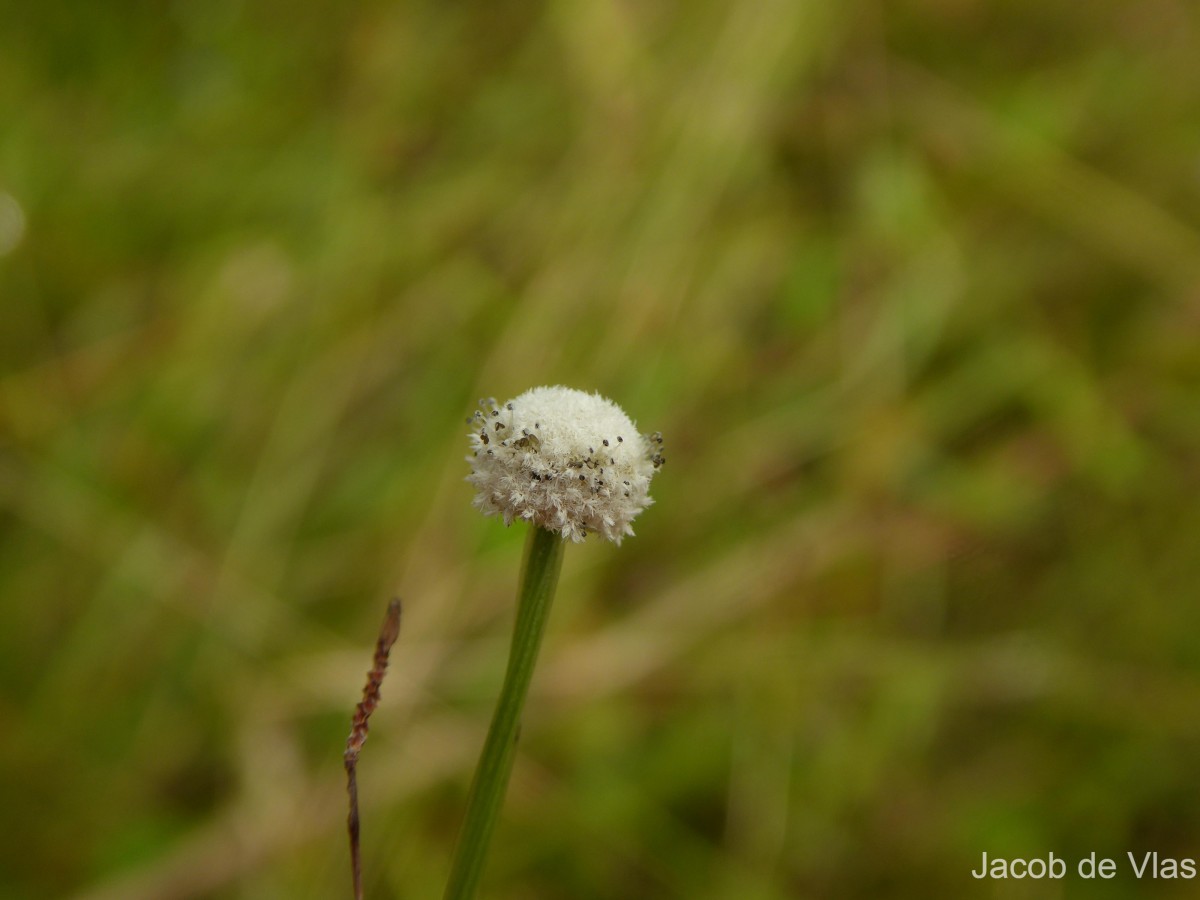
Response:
[346,599,403,900]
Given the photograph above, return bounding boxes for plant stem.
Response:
[442,525,566,900]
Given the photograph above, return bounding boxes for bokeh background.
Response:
[3,2,1200,898]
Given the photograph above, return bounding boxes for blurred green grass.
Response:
[3,2,1200,898]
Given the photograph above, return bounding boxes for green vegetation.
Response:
[444,525,564,900]
[3,2,1200,898]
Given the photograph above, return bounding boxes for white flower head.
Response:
[466,386,664,544]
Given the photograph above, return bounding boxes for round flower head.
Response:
[466,386,664,544]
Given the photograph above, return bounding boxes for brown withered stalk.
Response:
[345,598,402,900]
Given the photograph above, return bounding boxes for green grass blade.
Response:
[443,525,566,900]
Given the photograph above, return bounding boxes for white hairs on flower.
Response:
[466,386,664,544]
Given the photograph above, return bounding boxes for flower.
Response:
[466,386,664,543]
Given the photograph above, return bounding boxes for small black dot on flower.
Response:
[603,439,609,447]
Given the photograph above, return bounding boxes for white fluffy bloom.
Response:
[466,386,664,544]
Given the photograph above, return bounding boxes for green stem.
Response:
[443,525,566,900]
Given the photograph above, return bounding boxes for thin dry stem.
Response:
[345,598,403,900]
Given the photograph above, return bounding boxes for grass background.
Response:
[3,1,1200,898]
